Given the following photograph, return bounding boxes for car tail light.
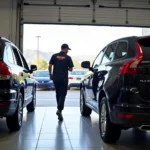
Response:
[0,104,6,107]
[118,42,143,74]
[117,113,133,119]
[68,77,73,79]
[143,35,150,39]
[0,61,11,78]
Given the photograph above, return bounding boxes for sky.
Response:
[23,24,144,57]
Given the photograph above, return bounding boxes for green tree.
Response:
[34,57,48,70]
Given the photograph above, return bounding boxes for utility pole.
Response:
[35,36,41,69]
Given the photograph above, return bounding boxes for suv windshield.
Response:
[70,70,86,75]
[34,71,49,77]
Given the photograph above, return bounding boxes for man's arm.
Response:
[48,64,53,75]
[48,64,53,80]
[48,55,55,79]
[68,56,74,72]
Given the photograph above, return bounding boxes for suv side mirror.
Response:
[81,61,90,69]
[30,65,37,73]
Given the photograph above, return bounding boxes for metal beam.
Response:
[119,0,122,7]
[17,0,23,5]
[58,7,61,22]
[91,0,97,5]
[99,5,150,10]
[91,0,97,23]
[24,3,90,8]
[54,0,57,5]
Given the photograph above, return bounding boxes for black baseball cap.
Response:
[61,44,71,50]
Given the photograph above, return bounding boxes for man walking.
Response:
[48,44,74,121]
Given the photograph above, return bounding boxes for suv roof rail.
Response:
[0,37,11,43]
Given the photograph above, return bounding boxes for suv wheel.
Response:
[99,97,121,143]
[6,93,23,131]
[27,87,36,112]
[80,88,92,116]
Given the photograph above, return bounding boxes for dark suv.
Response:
[0,37,37,131]
[80,36,150,143]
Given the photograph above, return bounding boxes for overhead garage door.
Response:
[23,0,150,27]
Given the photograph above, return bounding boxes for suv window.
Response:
[138,38,150,61]
[114,42,127,60]
[12,46,22,67]
[0,41,2,58]
[92,50,104,69]
[6,44,15,64]
[101,43,116,64]
[19,51,29,70]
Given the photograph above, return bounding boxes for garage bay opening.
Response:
[23,24,149,107]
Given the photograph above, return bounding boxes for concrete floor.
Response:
[36,90,80,107]
[0,90,150,150]
[0,107,150,150]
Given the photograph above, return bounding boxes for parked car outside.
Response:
[0,37,37,131]
[68,69,86,90]
[34,70,55,90]
[80,36,150,143]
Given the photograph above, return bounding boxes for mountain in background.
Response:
[23,49,96,63]
[23,49,54,63]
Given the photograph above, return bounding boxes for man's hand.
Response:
[50,74,53,80]
[48,64,53,80]
[68,68,73,72]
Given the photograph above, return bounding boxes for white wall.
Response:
[0,0,19,47]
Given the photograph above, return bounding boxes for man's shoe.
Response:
[56,110,63,121]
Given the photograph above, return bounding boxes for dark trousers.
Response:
[53,80,68,111]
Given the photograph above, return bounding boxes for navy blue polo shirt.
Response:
[49,52,74,81]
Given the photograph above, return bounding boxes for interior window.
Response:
[5,44,15,64]
[114,42,127,60]
[12,46,22,67]
[19,51,29,70]
[101,43,116,64]
[92,50,104,69]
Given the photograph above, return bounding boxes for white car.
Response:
[68,69,86,90]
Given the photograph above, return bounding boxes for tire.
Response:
[80,88,92,116]
[27,87,36,112]
[6,93,23,131]
[99,97,121,143]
